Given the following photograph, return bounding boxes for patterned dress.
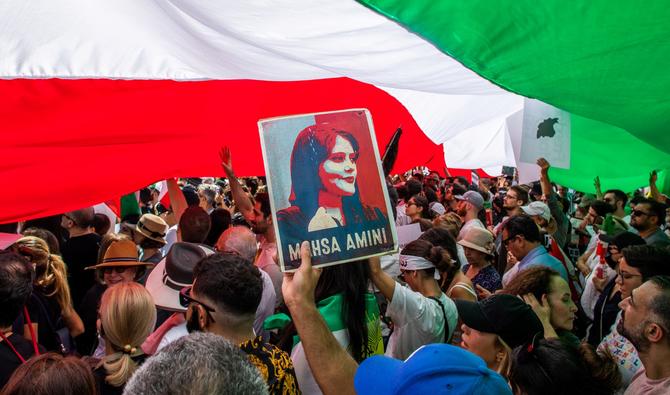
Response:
[240,336,301,395]
[462,264,502,296]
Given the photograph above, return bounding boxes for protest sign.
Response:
[519,98,571,169]
[396,223,422,251]
[259,109,398,271]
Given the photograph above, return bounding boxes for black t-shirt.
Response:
[62,233,101,307]
[76,283,108,355]
[93,354,147,395]
[0,333,43,388]
[20,291,64,353]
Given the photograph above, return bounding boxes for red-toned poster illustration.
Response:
[259,109,398,271]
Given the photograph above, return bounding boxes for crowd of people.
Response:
[1,150,669,395]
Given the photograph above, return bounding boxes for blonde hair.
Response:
[495,336,513,378]
[14,236,72,312]
[99,282,157,387]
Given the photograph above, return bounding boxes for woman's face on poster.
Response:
[319,135,358,196]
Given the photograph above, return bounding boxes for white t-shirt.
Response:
[256,239,283,307]
[157,322,188,351]
[456,244,468,269]
[255,270,277,339]
[395,202,411,227]
[458,218,485,241]
[385,283,458,360]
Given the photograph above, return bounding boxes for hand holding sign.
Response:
[282,241,322,309]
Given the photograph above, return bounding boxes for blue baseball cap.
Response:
[354,344,511,395]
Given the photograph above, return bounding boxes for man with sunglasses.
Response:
[186,252,298,394]
[629,198,670,247]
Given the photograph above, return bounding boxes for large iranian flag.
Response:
[1,0,669,223]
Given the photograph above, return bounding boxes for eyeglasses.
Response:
[102,266,132,274]
[179,287,217,322]
[631,209,650,217]
[406,202,417,207]
[504,194,518,200]
[616,270,642,282]
[62,214,77,225]
[502,235,518,247]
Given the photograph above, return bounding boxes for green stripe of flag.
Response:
[360,0,670,192]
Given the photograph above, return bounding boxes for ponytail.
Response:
[46,254,73,312]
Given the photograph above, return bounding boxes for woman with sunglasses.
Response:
[11,236,84,353]
[598,244,670,388]
[78,236,154,355]
[368,239,458,360]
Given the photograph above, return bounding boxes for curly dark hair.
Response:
[501,266,560,301]
[193,253,262,316]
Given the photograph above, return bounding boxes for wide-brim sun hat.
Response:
[145,242,215,312]
[457,227,494,256]
[85,239,153,270]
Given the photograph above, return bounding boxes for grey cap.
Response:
[455,190,484,210]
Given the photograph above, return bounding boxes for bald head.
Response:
[216,226,257,262]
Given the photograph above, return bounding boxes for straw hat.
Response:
[126,214,169,245]
[457,227,494,256]
[85,239,153,269]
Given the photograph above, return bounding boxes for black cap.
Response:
[599,231,645,248]
[455,294,544,349]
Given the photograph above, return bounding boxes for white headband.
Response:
[399,254,441,280]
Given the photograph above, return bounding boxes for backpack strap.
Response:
[427,296,449,343]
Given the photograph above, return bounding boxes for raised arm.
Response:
[219,147,254,218]
[166,178,188,222]
[594,176,603,200]
[649,170,665,203]
[283,242,357,395]
[536,158,553,198]
[368,256,397,301]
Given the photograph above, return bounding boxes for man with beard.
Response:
[220,147,284,304]
[185,253,299,394]
[455,190,486,241]
[604,189,629,221]
[629,198,670,247]
[619,276,670,394]
[492,185,528,235]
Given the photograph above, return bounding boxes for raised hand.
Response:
[219,146,234,175]
[536,158,550,172]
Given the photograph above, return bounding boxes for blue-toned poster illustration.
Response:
[259,109,398,271]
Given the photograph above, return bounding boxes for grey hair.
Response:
[122,332,268,395]
[198,184,218,207]
[217,226,258,263]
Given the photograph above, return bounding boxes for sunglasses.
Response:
[102,266,132,274]
[179,287,217,321]
[631,209,650,217]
